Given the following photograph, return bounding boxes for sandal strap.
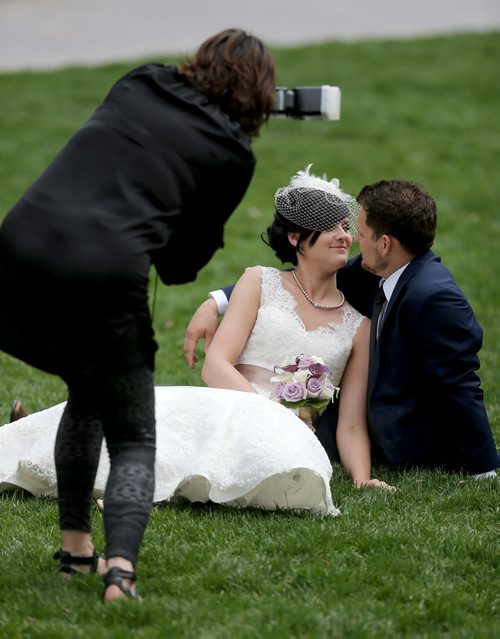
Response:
[54,548,100,574]
[103,567,140,600]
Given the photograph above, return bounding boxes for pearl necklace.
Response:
[292,270,345,309]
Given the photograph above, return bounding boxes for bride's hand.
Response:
[355,478,397,492]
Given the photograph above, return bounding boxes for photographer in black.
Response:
[0,28,275,602]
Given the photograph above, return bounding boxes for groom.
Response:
[183,179,498,477]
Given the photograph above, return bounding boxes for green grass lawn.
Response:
[0,32,499,638]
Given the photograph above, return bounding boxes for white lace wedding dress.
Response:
[0,267,364,516]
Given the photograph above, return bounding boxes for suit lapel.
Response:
[377,251,437,337]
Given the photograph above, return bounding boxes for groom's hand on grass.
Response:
[183,298,220,368]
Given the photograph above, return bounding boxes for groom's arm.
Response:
[208,285,235,315]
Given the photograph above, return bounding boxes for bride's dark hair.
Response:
[261,213,321,265]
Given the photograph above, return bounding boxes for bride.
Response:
[0,166,394,518]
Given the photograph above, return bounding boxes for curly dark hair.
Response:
[356,179,436,256]
[179,28,276,138]
[261,213,321,265]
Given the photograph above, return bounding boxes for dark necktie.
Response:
[367,285,387,446]
[369,285,387,356]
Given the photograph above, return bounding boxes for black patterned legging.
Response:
[54,363,156,566]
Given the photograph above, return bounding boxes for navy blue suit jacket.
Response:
[222,253,498,473]
[366,250,497,473]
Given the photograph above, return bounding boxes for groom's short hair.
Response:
[357,180,436,256]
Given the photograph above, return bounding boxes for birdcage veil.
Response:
[274,164,359,235]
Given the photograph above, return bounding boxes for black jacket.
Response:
[0,64,255,376]
[0,64,255,286]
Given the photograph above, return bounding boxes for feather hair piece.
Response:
[289,164,346,200]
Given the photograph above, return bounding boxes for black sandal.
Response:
[103,567,141,601]
[54,548,100,575]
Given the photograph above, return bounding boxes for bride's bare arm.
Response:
[336,319,396,491]
[201,267,262,393]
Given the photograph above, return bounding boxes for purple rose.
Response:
[272,381,286,400]
[306,376,325,398]
[282,381,307,402]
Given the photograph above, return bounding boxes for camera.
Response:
[273,86,341,121]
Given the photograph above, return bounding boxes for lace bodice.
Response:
[236,267,365,387]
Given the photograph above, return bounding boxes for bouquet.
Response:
[270,354,339,426]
